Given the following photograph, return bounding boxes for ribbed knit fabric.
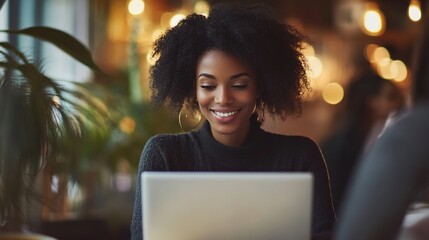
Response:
[131,115,336,239]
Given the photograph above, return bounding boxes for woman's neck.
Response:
[210,120,250,147]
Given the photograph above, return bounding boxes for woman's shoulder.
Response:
[145,131,197,148]
[262,130,318,148]
[261,131,324,170]
[140,132,197,169]
[262,131,322,158]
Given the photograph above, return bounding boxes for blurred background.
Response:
[0,0,427,239]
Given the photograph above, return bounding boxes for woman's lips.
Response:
[210,109,241,122]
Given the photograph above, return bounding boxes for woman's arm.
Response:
[303,137,337,235]
[130,136,168,240]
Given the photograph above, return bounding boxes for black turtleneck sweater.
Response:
[131,117,336,239]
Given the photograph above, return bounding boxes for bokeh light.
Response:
[302,43,315,56]
[378,58,393,80]
[170,14,186,28]
[361,4,385,36]
[306,56,323,79]
[119,116,136,134]
[194,1,210,17]
[391,60,408,82]
[364,44,379,62]
[322,83,344,105]
[408,0,422,22]
[151,28,164,42]
[364,10,382,34]
[128,0,145,16]
[372,47,390,63]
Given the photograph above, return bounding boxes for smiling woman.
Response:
[131,3,336,240]
[196,50,258,147]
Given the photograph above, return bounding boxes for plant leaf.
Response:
[1,26,102,73]
[0,42,31,64]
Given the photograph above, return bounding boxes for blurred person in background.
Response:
[321,73,404,212]
[334,2,429,239]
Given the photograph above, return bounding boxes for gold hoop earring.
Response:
[257,100,265,122]
[179,105,202,131]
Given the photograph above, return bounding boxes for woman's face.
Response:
[196,50,258,146]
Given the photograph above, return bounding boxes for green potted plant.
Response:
[0,3,111,234]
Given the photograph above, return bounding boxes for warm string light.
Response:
[130,1,415,106]
[304,44,324,81]
[128,0,145,16]
[170,14,186,28]
[306,56,323,79]
[323,83,344,105]
[361,3,385,36]
[364,44,408,82]
[194,1,210,17]
[408,0,422,22]
[303,44,344,104]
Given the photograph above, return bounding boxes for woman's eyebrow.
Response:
[197,72,252,80]
[197,73,216,79]
[230,73,251,80]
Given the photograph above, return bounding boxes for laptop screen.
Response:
[142,172,313,240]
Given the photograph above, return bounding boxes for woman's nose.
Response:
[215,87,232,105]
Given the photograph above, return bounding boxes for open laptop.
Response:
[142,172,313,240]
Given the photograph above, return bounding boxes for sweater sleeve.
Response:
[301,137,337,235]
[130,136,168,240]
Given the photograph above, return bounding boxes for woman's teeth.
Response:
[213,110,238,117]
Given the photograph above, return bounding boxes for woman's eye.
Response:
[200,85,216,90]
[232,84,247,89]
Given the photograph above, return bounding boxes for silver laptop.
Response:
[142,172,313,240]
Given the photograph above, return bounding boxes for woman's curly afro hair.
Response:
[150,3,310,119]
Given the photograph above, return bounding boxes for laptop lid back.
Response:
[142,172,313,240]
